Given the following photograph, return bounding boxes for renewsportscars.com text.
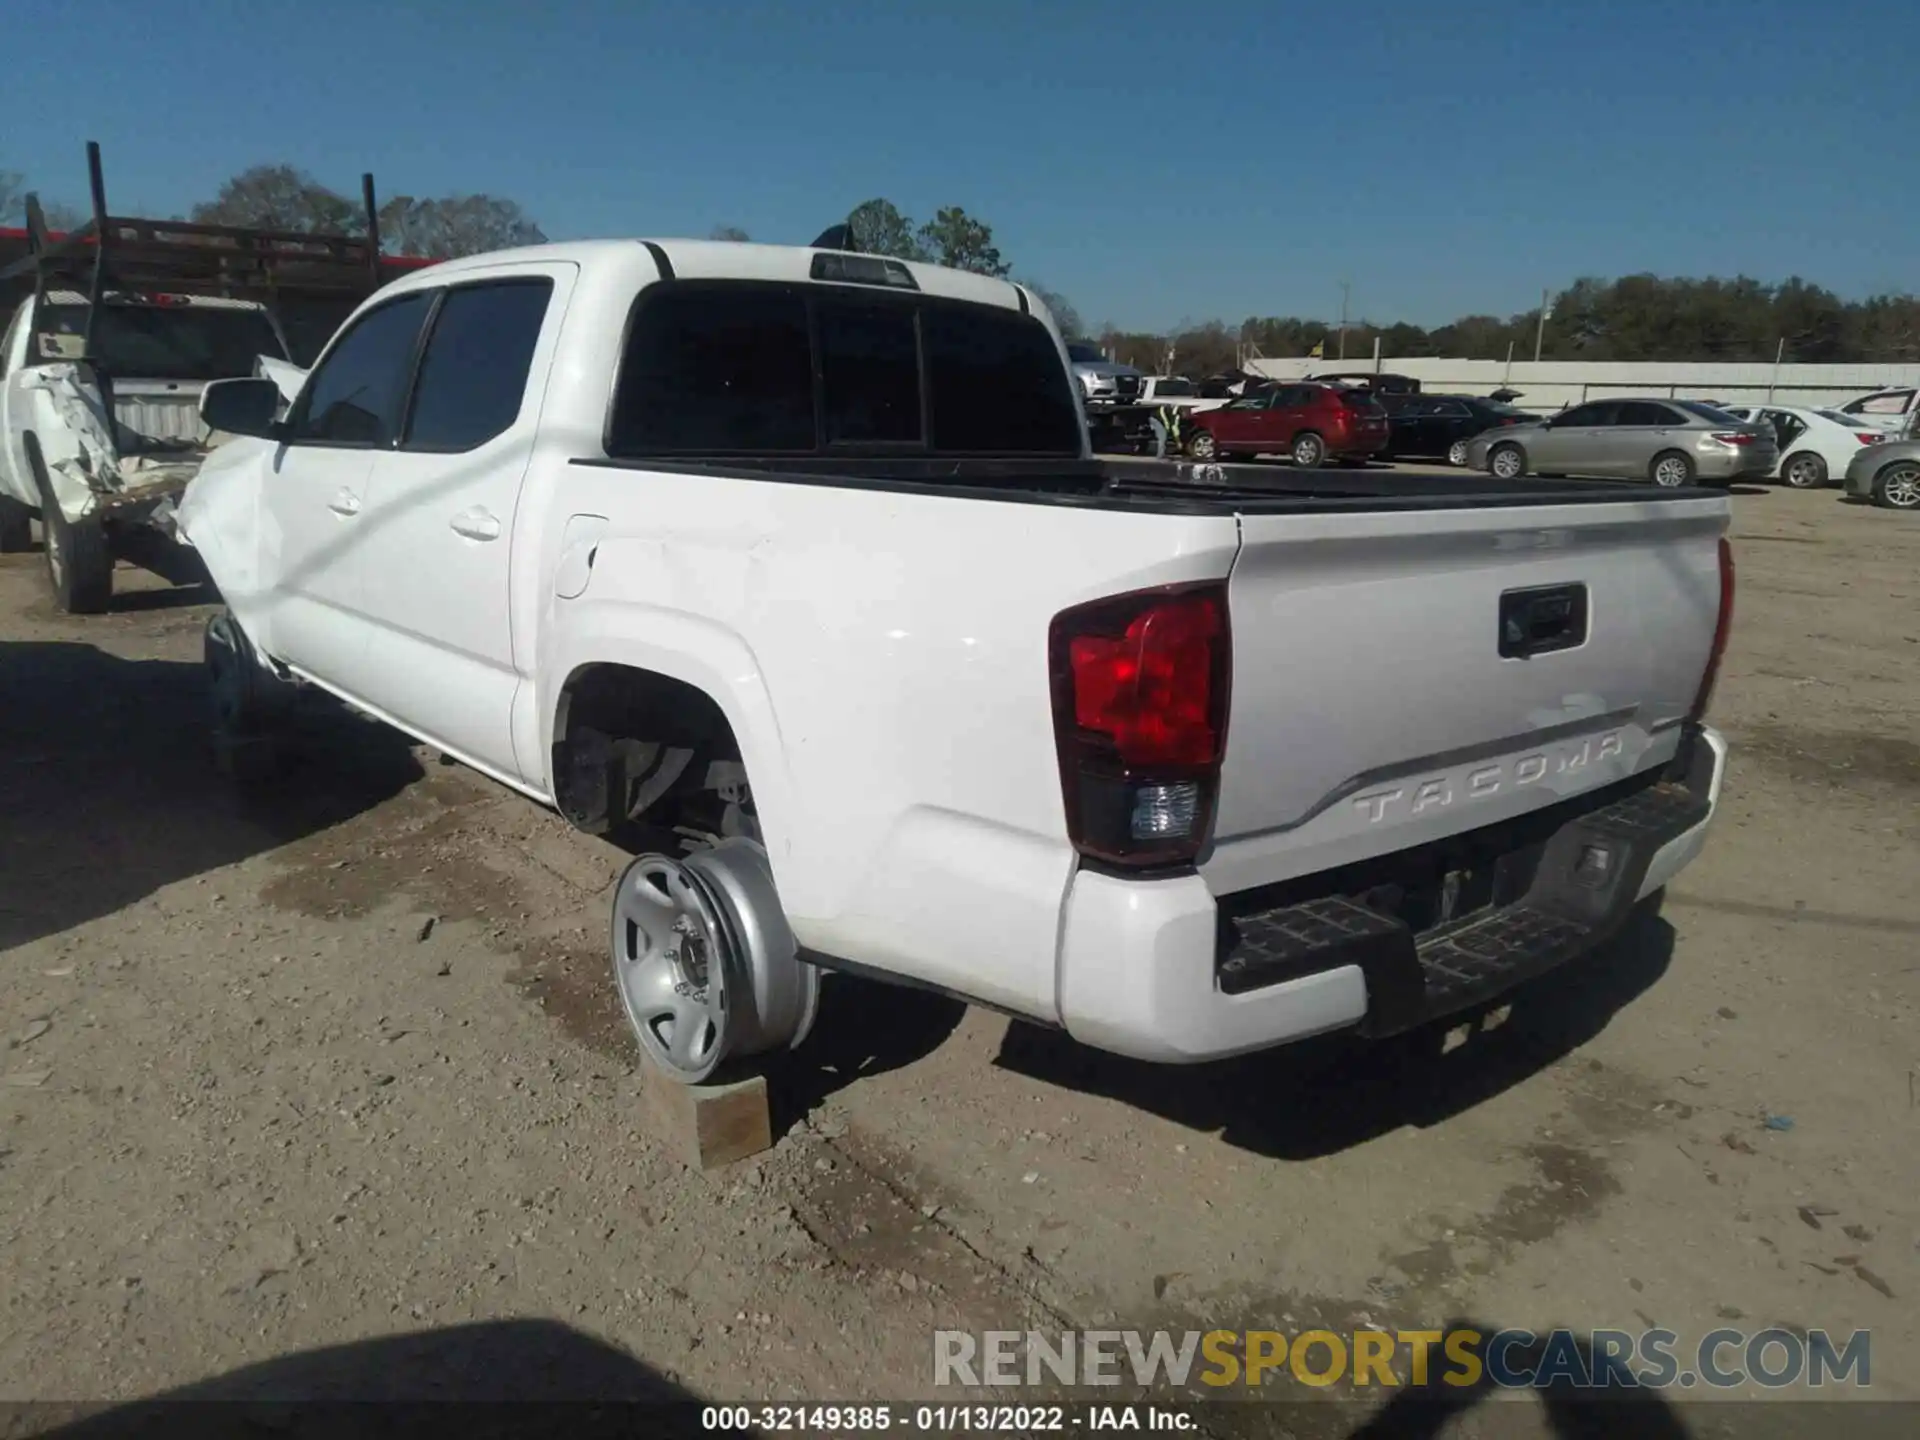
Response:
[933,1327,1871,1391]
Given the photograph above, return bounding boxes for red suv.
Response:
[1186,383,1390,467]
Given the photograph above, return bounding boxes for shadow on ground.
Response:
[769,971,969,1131]
[994,897,1676,1161]
[0,641,422,952]
[28,1319,711,1439]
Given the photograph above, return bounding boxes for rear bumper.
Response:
[1055,724,1726,1063]
[1696,446,1776,481]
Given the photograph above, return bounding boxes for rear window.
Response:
[1674,400,1745,425]
[1817,409,1864,426]
[608,283,1081,458]
[1150,378,1195,397]
[1331,387,1385,414]
[37,301,285,381]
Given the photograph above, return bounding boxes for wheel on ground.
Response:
[1488,443,1527,480]
[1781,451,1827,489]
[1446,439,1470,467]
[610,839,819,1084]
[1872,461,1920,510]
[29,446,112,613]
[0,495,32,554]
[1290,431,1327,468]
[1650,450,1695,488]
[205,609,294,738]
[1185,429,1218,461]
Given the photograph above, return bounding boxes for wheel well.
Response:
[551,664,750,850]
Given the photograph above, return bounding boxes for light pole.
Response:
[1533,288,1551,363]
[1338,281,1351,361]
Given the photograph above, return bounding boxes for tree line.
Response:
[1094,274,1920,377]
[16,161,1910,370]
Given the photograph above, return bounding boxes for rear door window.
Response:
[1619,401,1681,426]
[402,280,554,452]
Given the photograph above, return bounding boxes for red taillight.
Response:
[1050,585,1230,868]
[1710,431,1757,446]
[1856,433,1882,446]
[1688,537,1735,723]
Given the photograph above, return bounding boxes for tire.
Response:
[1186,429,1218,461]
[1650,450,1696,488]
[1780,451,1828,489]
[1446,439,1470,467]
[1871,461,1920,510]
[0,494,33,554]
[28,440,112,613]
[205,609,294,739]
[1290,431,1327,468]
[1488,443,1527,480]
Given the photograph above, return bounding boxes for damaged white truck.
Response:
[0,142,408,612]
[179,233,1734,1089]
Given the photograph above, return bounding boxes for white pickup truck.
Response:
[0,290,294,610]
[177,238,1734,1086]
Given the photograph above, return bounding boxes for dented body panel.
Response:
[0,293,278,527]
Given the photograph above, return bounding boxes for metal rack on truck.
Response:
[0,141,409,612]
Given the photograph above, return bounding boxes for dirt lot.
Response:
[2,482,1915,1433]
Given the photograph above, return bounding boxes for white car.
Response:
[1717,404,1885,489]
[1138,376,1227,413]
[178,237,1732,1087]
[1835,387,1917,438]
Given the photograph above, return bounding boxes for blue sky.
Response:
[7,0,1915,331]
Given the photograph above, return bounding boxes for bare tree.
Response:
[0,169,23,223]
[710,225,751,242]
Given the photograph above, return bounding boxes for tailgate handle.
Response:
[1499,583,1588,659]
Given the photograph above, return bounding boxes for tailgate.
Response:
[1203,496,1728,896]
[110,381,210,448]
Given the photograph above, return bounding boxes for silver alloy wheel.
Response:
[1447,439,1470,467]
[1878,464,1920,509]
[1490,445,1524,480]
[1292,433,1325,468]
[610,840,817,1084]
[1653,455,1691,487]
[1189,430,1217,460]
[1783,454,1825,489]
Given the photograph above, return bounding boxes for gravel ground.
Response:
[1,480,1915,1434]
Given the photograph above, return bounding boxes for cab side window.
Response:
[286,292,434,448]
[401,280,554,452]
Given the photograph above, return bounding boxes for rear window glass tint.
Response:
[819,301,921,445]
[1674,400,1744,425]
[609,287,814,454]
[609,284,1080,457]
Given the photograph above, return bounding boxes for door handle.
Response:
[327,490,362,517]
[450,507,501,542]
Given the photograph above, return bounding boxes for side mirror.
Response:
[201,377,285,440]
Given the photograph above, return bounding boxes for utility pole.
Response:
[1533,287,1551,363]
[1337,281,1351,361]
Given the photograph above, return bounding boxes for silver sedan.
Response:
[1466,397,1778,487]
[1843,438,1920,510]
